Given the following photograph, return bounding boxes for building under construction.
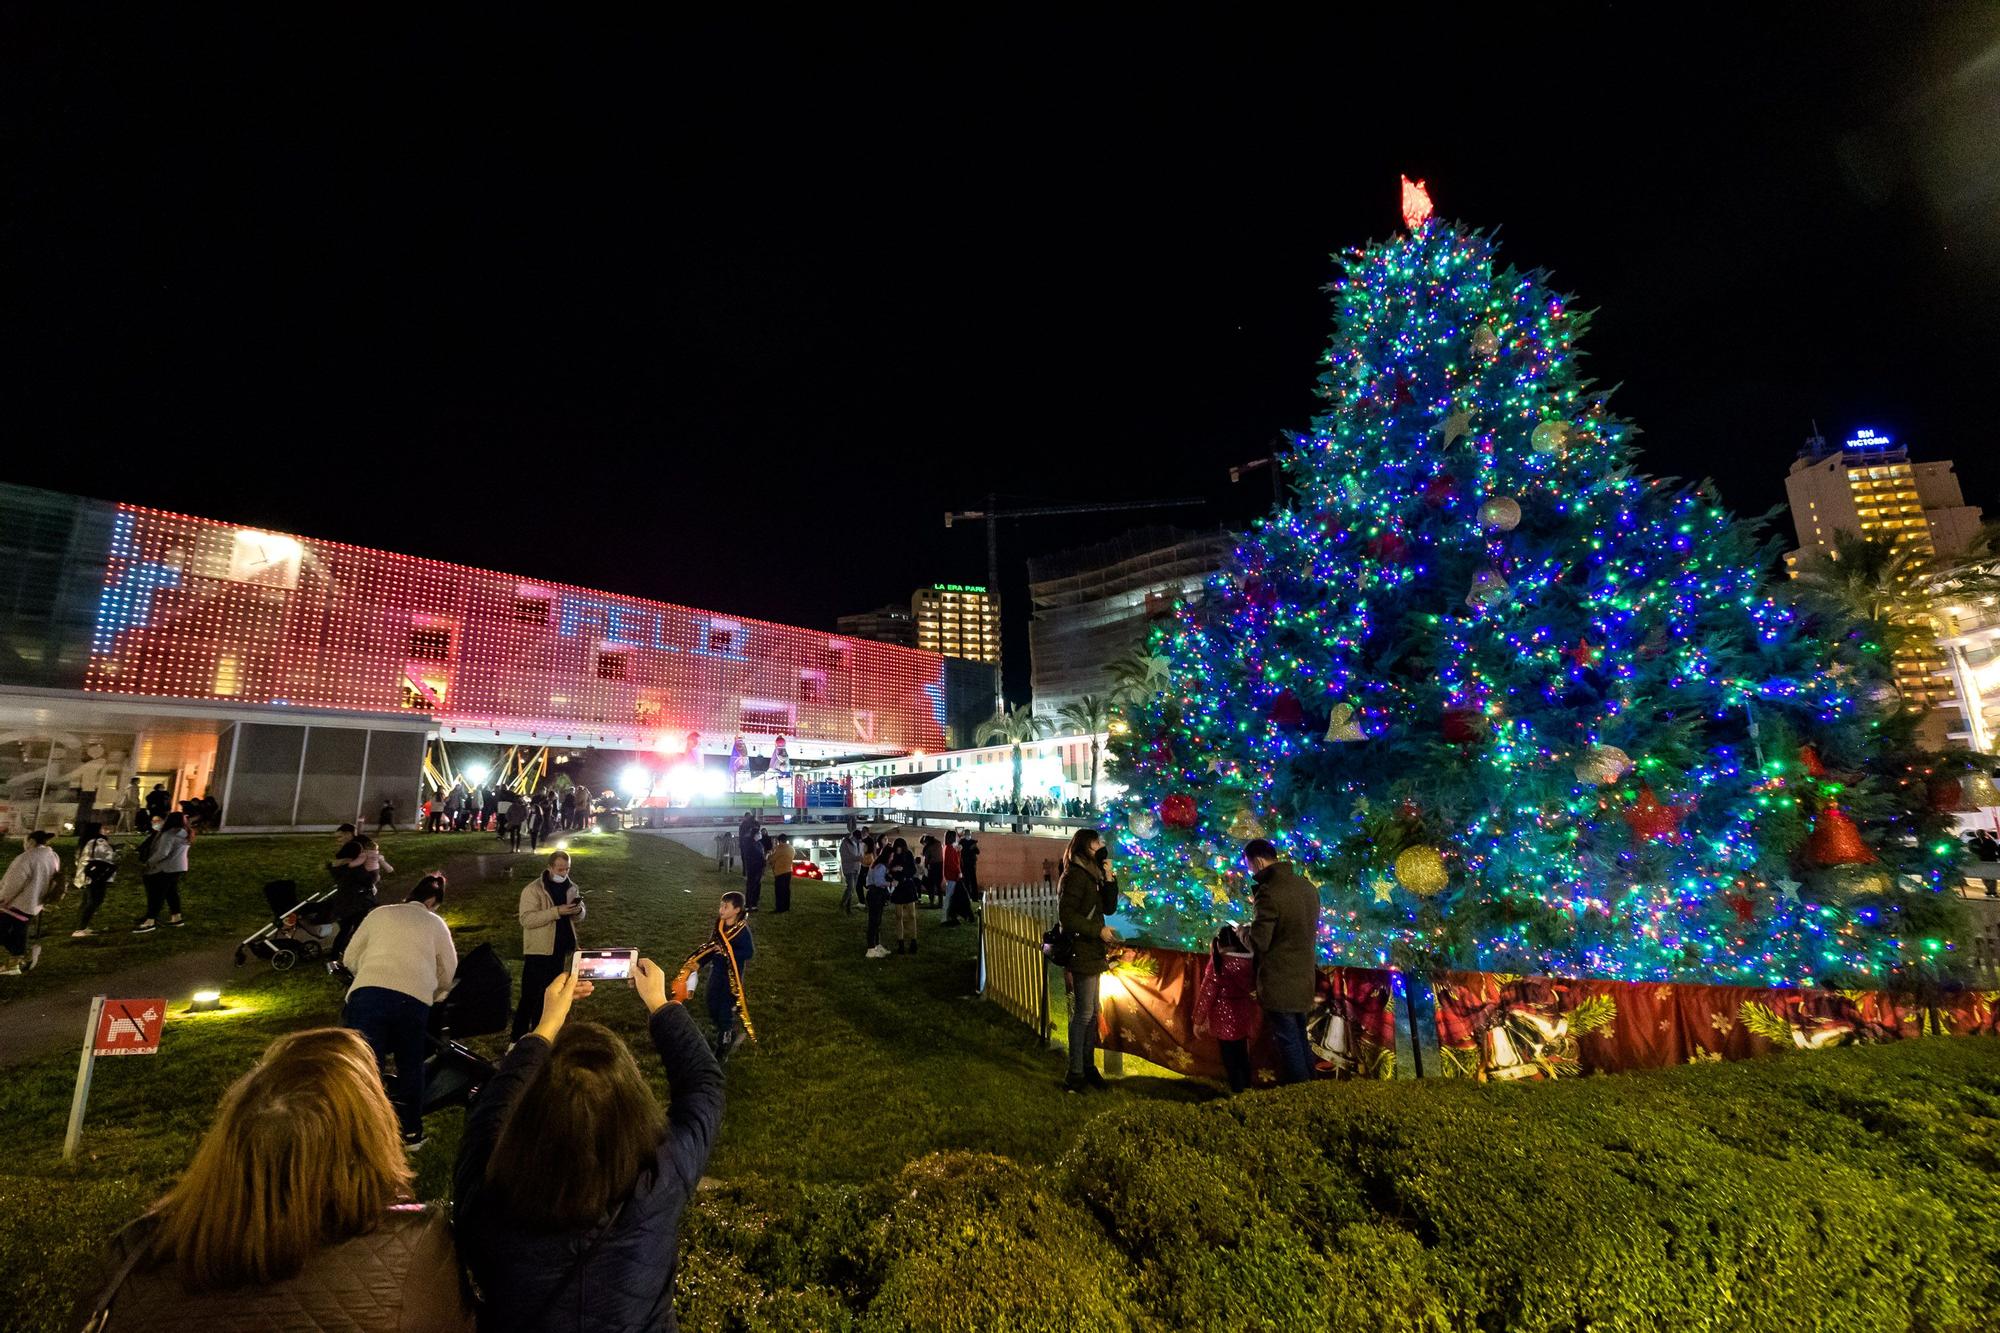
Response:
[1027,526,1230,720]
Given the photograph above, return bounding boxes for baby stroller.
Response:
[235,880,342,971]
[422,942,510,1114]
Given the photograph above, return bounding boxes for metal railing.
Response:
[978,883,1060,1044]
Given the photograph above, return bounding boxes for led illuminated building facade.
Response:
[1784,427,1983,714]
[0,485,950,832]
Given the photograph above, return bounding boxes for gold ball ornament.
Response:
[1574,744,1633,786]
[1394,844,1449,897]
[1531,421,1570,455]
[1477,496,1522,531]
[1470,324,1499,357]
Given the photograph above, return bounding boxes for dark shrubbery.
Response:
[677,1040,2000,1332]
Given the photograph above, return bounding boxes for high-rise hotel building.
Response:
[1783,427,1983,713]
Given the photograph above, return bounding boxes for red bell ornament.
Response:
[1160,793,1199,830]
[1623,784,1691,842]
[1805,806,1874,867]
[1798,744,1828,779]
[1267,691,1305,727]
[1928,777,1968,813]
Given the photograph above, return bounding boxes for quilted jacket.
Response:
[453,1003,725,1333]
[73,1203,471,1332]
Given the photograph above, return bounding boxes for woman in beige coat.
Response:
[511,850,587,1041]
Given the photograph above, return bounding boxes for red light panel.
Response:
[85,505,949,752]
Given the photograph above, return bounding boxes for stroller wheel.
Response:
[270,948,298,971]
[300,940,323,960]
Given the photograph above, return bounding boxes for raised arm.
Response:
[453,1034,549,1212]
[632,959,724,1191]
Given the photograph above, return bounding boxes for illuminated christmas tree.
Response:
[1112,181,1967,986]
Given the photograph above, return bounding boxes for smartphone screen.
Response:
[575,948,637,981]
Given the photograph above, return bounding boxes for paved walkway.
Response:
[0,849,527,1069]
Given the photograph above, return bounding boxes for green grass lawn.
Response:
[1,830,1199,1333]
[1,830,454,995]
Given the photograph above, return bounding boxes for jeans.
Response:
[142,872,183,921]
[744,860,765,910]
[1067,970,1101,1077]
[839,869,861,912]
[1218,1038,1252,1094]
[513,951,571,1040]
[772,874,791,913]
[894,901,916,943]
[344,985,430,1137]
[865,888,887,948]
[1267,1011,1312,1085]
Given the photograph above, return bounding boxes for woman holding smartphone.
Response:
[512,850,585,1042]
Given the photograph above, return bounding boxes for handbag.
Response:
[1041,923,1075,966]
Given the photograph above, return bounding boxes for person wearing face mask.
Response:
[1057,828,1120,1093]
[512,851,585,1042]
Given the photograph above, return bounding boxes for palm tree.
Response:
[975,704,1049,824]
[1789,532,1940,659]
[1106,645,1169,707]
[1057,694,1114,810]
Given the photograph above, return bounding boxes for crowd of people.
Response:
[0,808,206,975]
[416,782,598,848]
[18,799,1346,1328]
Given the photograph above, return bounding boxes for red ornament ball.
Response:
[1440,705,1487,744]
[1160,793,1199,830]
[1420,476,1456,508]
[1365,532,1409,563]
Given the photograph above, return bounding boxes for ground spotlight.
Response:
[190,989,222,1013]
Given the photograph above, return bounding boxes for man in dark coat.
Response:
[1243,837,1320,1084]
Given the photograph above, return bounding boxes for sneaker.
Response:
[71,928,95,938]
[866,945,890,959]
[26,944,42,972]
[1062,1073,1088,1094]
[168,915,185,927]
[132,920,157,934]
[1084,1068,1110,1092]
[0,965,21,978]
[401,1132,426,1152]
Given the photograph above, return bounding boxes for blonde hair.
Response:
[150,1028,411,1290]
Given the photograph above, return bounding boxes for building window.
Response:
[408,626,453,661]
[597,652,629,681]
[511,594,550,626]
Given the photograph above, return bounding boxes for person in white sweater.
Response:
[0,830,61,975]
[340,874,456,1149]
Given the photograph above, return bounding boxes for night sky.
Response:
[7,8,1998,702]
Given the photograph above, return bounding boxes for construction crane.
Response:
[944,492,1205,715]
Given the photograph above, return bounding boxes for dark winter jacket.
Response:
[1058,856,1118,976]
[1246,862,1320,1013]
[72,1204,470,1333]
[452,1004,725,1333]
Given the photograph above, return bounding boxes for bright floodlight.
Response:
[699,767,728,796]
[666,763,700,803]
[466,764,490,785]
[619,764,653,799]
[191,989,222,1013]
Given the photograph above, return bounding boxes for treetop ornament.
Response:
[1106,196,1964,987]
[1400,174,1433,230]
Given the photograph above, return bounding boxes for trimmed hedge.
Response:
[677,1040,2000,1332]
